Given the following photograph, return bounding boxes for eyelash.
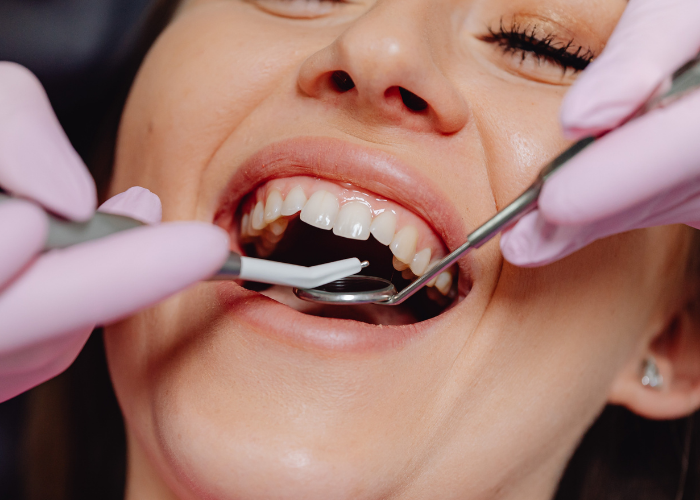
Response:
[480,19,594,73]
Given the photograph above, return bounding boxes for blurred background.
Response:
[0,1,158,497]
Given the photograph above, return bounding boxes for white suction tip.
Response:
[238,257,365,289]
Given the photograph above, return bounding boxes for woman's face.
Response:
[106,0,690,498]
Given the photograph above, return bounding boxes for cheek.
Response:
[474,82,567,205]
[111,3,328,219]
[430,230,676,480]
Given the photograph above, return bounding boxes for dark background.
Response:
[0,0,155,496]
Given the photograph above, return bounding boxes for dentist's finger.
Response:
[500,211,593,267]
[541,90,700,226]
[560,0,700,139]
[0,222,229,352]
[0,325,92,403]
[0,62,96,221]
[0,199,47,287]
[98,186,163,224]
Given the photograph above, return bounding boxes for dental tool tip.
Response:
[361,261,370,269]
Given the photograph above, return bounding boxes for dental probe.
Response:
[0,192,367,290]
[294,52,700,306]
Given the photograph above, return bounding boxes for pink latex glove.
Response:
[0,63,229,402]
[501,0,700,267]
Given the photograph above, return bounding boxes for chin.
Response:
[106,135,496,499]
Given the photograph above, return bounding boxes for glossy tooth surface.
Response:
[281,186,307,216]
[426,261,440,287]
[390,226,419,264]
[333,202,372,240]
[240,213,250,238]
[370,211,397,246]
[300,190,339,230]
[435,272,453,296]
[251,202,266,230]
[269,218,288,236]
[264,190,283,223]
[393,256,410,271]
[410,248,431,276]
[247,210,262,237]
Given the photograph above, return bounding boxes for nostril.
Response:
[331,71,356,93]
[399,87,428,112]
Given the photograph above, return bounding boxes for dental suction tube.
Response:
[0,192,365,290]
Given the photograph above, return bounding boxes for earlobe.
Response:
[609,311,700,420]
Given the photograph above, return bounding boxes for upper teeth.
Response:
[264,190,283,223]
[300,190,339,230]
[369,211,397,245]
[333,201,372,240]
[390,226,418,264]
[281,185,307,216]
[239,183,454,295]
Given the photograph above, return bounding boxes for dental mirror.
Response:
[294,53,700,306]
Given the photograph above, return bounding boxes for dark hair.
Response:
[10,2,700,498]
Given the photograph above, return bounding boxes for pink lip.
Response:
[212,136,475,353]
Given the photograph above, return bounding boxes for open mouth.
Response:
[213,139,467,328]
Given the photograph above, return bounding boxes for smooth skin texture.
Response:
[105,1,700,498]
[501,0,700,267]
[0,62,230,402]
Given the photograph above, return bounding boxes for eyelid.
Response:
[477,16,596,82]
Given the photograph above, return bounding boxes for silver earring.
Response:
[641,356,663,389]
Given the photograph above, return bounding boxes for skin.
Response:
[104,0,700,498]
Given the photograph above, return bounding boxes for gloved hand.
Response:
[500,0,700,267]
[0,62,229,402]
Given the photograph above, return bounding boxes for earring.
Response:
[641,356,663,389]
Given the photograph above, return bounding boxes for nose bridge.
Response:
[297,0,469,134]
[334,1,433,101]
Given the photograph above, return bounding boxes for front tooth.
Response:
[269,217,288,236]
[281,186,307,216]
[264,190,283,223]
[410,248,431,276]
[435,272,453,296]
[300,190,339,230]
[333,202,372,240]
[370,211,397,246]
[390,226,418,263]
[247,210,262,237]
[393,256,410,271]
[401,269,415,280]
[251,201,266,230]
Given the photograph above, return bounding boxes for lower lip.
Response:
[215,282,453,353]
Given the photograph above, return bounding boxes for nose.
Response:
[297,1,469,135]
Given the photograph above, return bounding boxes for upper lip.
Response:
[215,136,469,250]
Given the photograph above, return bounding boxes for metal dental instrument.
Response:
[0,192,367,290]
[294,53,700,306]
